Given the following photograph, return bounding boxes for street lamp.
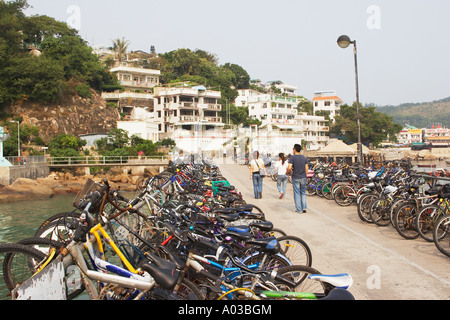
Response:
[337,35,363,166]
[10,120,20,158]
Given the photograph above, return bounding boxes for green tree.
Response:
[298,99,313,115]
[330,103,402,147]
[112,37,130,65]
[0,2,117,108]
[47,133,86,157]
[96,128,130,153]
[222,63,250,89]
[49,134,86,150]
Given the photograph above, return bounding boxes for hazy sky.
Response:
[23,0,450,106]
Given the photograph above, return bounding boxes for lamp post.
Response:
[10,120,20,158]
[337,35,363,166]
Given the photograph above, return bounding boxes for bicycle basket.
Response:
[73,178,104,212]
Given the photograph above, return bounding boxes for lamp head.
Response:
[337,35,352,48]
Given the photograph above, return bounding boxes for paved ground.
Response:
[217,163,450,300]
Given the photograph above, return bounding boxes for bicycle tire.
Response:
[266,227,287,238]
[369,198,392,227]
[433,215,450,257]
[276,235,312,267]
[13,237,85,300]
[394,204,419,239]
[357,193,377,223]
[415,205,441,242]
[275,265,333,297]
[306,179,316,196]
[322,182,334,200]
[1,243,47,298]
[315,182,324,197]
[334,185,354,206]
[35,211,82,236]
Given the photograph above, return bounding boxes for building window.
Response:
[324,101,331,106]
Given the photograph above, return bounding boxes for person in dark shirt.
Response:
[287,144,308,213]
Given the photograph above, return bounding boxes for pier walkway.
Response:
[218,163,450,300]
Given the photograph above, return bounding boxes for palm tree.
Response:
[112,38,130,65]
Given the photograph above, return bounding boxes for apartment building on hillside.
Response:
[312,90,343,122]
[235,89,298,129]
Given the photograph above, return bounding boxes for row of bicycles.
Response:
[304,162,450,258]
[0,161,354,300]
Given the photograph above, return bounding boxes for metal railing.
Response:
[5,156,47,166]
[47,155,169,167]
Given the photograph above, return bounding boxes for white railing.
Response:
[47,156,169,166]
[102,92,154,100]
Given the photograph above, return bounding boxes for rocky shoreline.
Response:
[0,171,146,204]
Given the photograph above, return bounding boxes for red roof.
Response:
[313,96,343,102]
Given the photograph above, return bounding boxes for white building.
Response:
[312,90,343,122]
[235,89,298,129]
[265,81,298,97]
[110,66,160,90]
[153,86,226,153]
[296,113,329,151]
[234,89,330,154]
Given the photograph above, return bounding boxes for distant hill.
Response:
[374,97,450,128]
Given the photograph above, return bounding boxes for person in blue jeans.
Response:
[274,153,289,199]
[287,144,309,213]
[249,151,266,199]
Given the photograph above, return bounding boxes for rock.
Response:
[0,178,55,203]
[0,171,151,203]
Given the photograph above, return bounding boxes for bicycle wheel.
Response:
[14,237,85,300]
[433,215,450,257]
[315,182,324,197]
[1,243,47,299]
[369,199,392,227]
[276,235,312,267]
[334,185,354,206]
[416,205,441,242]
[322,182,334,200]
[275,265,333,298]
[357,193,377,223]
[261,227,287,239]
[35,220,76,243]
[35,211,82,236]
[306,179,316,196]
[394,204,419,239]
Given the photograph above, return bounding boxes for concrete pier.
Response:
[218,163,450,300]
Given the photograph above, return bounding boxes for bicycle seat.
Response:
[246,237,280,254]
[249,220,273,232]
[214,207,237,214]
[225,230,253,241]
[140,252,180,290]
[308,273,353,289]
[227,225,250,233]
[217,213,241,221]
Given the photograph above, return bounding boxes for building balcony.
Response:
[118,80,158,89]
[102,92,154,100]
[160,102,222,111]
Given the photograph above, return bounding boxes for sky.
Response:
[22,0,450,106]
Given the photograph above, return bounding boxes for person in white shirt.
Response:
[274,153,289,199]
[249,151,267,199]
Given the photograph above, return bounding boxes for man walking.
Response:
[287,144,308,213]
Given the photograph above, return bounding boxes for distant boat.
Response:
[417,164,437,168]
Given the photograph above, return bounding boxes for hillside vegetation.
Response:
[375,97,450,128]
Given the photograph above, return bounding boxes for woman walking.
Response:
[249,151,267,199]
[275,153,289,199]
